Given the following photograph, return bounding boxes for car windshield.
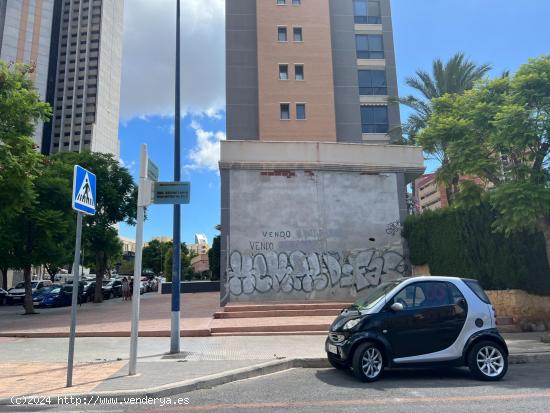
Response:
[36,286,54,293]
[352,279,405,310]
[14,282,25,289]
[102,281,112,286]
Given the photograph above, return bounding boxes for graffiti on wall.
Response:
[224,248,408,298]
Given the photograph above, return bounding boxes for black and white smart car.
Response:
[326,276,508,382]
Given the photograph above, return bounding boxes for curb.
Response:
[1,353,549,406]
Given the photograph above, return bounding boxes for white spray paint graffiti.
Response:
[223,248,408,299]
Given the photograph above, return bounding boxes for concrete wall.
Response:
[487,290,550,323]
[221,168,409,303]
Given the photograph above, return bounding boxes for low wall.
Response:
[486,290,550,322]
[160,281,220,295]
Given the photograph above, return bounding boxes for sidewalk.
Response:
[1,333,549,401]
[0,292,219,338]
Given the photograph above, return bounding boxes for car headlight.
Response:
[343,318,361,331]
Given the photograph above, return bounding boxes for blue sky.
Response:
[117,0,550,244]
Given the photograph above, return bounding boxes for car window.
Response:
[447,282,466,304]
[462,279,491,304]
[392,284,425,308]
[32,282,39,288]
[392,282,455,309]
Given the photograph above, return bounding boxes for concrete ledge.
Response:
[2,353,550,405]
[219,140,425,182]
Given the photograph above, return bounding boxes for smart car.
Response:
[326,276,508,382]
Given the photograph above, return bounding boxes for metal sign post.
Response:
[129,144,156,376]
[171,0,182,355]
[67,166,96,387]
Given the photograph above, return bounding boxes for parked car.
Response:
[325,276,508,382]
[81,281,96,302]
[6,280,53,305]
[39,285,83,307]
[0,288,8,305]
[102,279,123,299]
[32,285,62,306]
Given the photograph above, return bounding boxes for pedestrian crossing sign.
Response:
[72,165,96,215]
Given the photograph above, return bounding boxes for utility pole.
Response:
[170,0,182,354]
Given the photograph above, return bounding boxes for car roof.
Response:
[402,275,472,283]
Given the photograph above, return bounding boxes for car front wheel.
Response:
[352,342,384,382]
[468,340,508,381]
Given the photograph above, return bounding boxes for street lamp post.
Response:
[170,0,182,354]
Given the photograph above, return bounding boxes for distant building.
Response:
[119,236,136,257]
[414,173,487,213]
[152,236,173,244]
[188,233,210,256]
[190,254,209,274]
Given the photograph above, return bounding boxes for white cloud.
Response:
[120,0,225,120]
[119,158,137,173]
[185,121,226,171]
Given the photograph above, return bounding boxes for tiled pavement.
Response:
[0,292,219,337]
[0,361,126,398]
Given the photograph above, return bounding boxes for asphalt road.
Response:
[3,363,550,413]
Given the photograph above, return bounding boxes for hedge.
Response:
[402,204,550,295]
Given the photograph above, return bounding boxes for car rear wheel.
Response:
[352,342,384,382]
[468,340,508,381]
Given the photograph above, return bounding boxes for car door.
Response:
[384,281,467,359]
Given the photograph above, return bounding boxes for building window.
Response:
[354,0,382,24]
[277,0,286,4]
[295,64,304,80]
[278,27,287,42]
[296,104,306,120]
[293,27,303,42]
[355,34,384,59]
[292,0,301,5]
[358,69,387,95]
[361,106,389,133]
[279,64,289,80]
[280,103,290,120]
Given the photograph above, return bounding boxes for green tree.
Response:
[0,62,49,221]
[420,55,550,268]
[142,239,172,276]
[52,152,137,302]
[208,235,220,281]
[163,242,194,282]
[0,62,51,312]
[5,158,74,314]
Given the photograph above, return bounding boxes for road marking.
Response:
[142,391,550,412]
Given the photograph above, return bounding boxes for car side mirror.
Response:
[390,302,404,312]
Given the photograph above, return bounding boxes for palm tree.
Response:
[395,52,492,147]
[394,53,492,207]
